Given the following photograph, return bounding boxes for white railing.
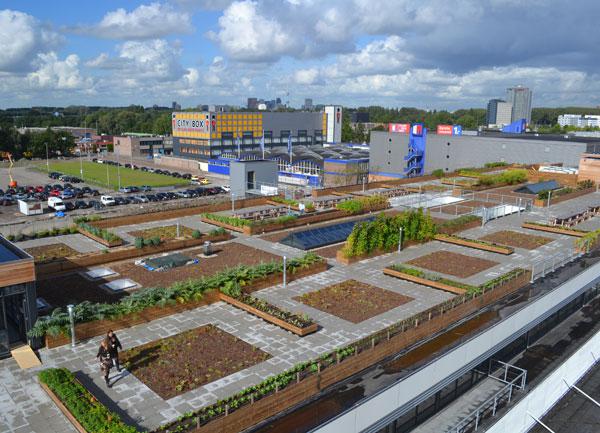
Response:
[530,249,584,283]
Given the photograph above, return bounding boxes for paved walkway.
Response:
[0,193,592,432]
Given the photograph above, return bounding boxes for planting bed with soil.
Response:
[407,250,498,278]
[121,325,271,399]
[110,243,279,288]
[480,230,553,250]
[128,224,195,240]
[294,279,413,323]
[37,274,124,310]
[439,200,499,215]
[24,243,78,262]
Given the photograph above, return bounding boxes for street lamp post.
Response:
[283,256,287,287]
[231,193,235,213]
[398,227,403,252]
[45,142,49,173]
[116,145,121,190]
[67,304,76,347]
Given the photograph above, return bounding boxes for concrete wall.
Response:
[369,131,587,178]
[230,160,278,195]
[578,153,600,183]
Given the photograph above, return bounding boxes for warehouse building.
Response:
[113,134,170,158]
[369,129,589,180]
[171,107,342,161]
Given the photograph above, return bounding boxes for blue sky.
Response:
[1,1,599,109]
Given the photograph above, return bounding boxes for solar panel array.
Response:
[280,217,374,250]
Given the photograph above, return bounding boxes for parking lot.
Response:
[0,160,230,226]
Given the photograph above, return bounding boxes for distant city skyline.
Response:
[1,1,600,109]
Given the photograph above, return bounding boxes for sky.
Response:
[1,0,599,110]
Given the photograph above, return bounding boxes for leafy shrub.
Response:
[6,234,15,241]
[150,236,161,246]
[208,227,226,236]
[143,238,152,247]
[38,368,137,433]
[336,195,389,214]
[431,168,444,178]
[77,222,122,244]
[192,229,202,239]
[342,209,436,258]
[484,161,508,168]
[269,196,315,211]
[274,215,297,225]
[478,169,527,186]
[134,237,144,249]
[576,228,600,252]
[202,213,250,227]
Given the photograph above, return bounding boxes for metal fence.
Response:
[530,249,584,283]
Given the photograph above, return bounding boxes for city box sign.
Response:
[172,113,210,134]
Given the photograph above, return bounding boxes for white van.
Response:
[100,195,116,206]
[47,197,66,211]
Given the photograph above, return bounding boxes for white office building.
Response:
[558,114,600,128]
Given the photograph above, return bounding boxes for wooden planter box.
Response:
[435,218,482,235]
[522,222,586,237]
[383,268,467,295]
[40,381,88,433]
[77,227,122,247]
[433,234,513,255]
[219,293,318,336]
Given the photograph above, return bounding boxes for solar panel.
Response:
[280,217,374,250]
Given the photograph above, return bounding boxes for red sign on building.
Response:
[436,124,453,135]
[389,123,410,134]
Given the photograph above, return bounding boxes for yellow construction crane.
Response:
[0,152,17,188]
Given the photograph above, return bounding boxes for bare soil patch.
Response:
[110,242,280,288]
[37,273,123,310]
[121,325,270,399]
[480,230,553,250]
[128,224,195,240]
[294,279,412,323]
[407,251,498,278]
[439,200,499,215]
[24,243,78,261]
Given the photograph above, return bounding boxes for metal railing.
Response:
[530,249,584,283]
[451,361,527,432]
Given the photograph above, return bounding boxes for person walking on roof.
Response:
[96,338,113,387]
[107,329,123,372]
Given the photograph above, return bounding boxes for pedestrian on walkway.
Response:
[107,329,123,372]
[96,338,113,387]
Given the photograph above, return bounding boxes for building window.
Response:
[280,130,291,138]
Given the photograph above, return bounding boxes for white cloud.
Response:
[0,9,62,72]
[293,68,321,85]
[28,52,92,90]
[73,3,193,39]
[208,1,299,62]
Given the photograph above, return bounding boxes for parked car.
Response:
[146,194,159,202]
[59,191,74,200]
[81,186,92,193]
[176,191,192,198]
[115,196,130,205]
[221,185,231,192]
[90,189,100,196]
[47,197,66,211]
[200,178,210,185]
[182,173,192,179]
[140,185,152,192]
[64,202,76,211]
[100,195,116,206]
[74,200,90,209]
[119,186,133,193]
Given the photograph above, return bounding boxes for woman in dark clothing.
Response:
[96,338,113,387]
[107,330,122,372]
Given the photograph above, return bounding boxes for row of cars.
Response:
[93,159,197,180]
[48,185,230,213]
[0,184,101,206]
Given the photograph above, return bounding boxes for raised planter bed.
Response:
[77,227,122,247]
[44,259,327,348]
[383,268,467,294]
[533,186,595,207]
[522,222,586,237]
[434,234,514,255]
[35,233,232,278]
[219,293,318,336]
[264,199,315,212]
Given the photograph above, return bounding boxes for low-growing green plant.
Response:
[431,168,444,178]
[208,227,226,236]
[38,368,137,433]
[484,161,508,168]
[77,222,121,244]
[192,229,202,239]
[576,228,600,252]
[202,213,251,227]
[134,237,144,249]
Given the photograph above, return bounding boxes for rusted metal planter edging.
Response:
[383,268,466,295]
[522,222,586,237]
[219,293,318,336]
[433,234,513,255]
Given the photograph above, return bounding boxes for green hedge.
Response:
[484,162,509,168]
[28,253,324,339]
[269,196,315,211]
[576,228,600,252]
[477,169,527,186]
[336,195,389,214]
[39,368,137,433]
[202,213,251,227]
[342,209,436,258]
